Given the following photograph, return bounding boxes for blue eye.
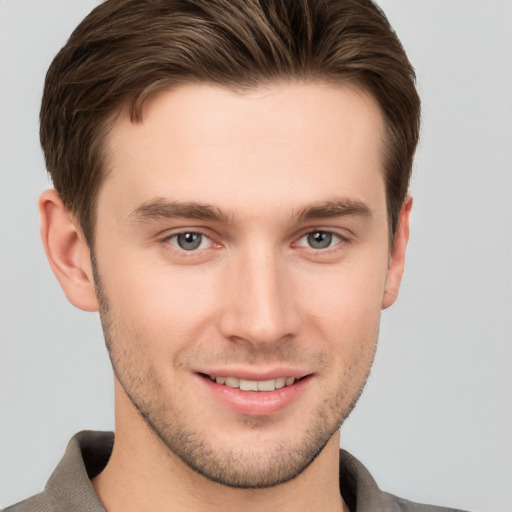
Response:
[298,231,342,249]
[168,232,211,251]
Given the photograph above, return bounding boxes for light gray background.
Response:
[1,1,511,510]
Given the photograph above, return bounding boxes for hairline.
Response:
[83,77,397,250]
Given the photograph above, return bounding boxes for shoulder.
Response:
[383,492,469,512]
[3,431,112,512]
[2,492,55,512]
[339,449,469,512]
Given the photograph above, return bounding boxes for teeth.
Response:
[275,377,286,389]
[257,379,277,391]
[211,375,297,392]
[240,379,258,391]
[224,377,239,388]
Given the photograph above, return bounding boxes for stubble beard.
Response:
[93,267,378,489]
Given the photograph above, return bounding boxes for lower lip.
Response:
[198,375,311,416]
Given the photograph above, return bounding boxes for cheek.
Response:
[292,255,386,383]
[96,230,390,357]
[296,255,389,330]
[101,258,221,348]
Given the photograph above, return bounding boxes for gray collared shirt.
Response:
[3,431,467,512]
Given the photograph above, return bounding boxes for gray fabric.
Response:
[4,432,109,512]
[4,431,467,512]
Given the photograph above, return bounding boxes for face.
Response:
[91,82,403,488]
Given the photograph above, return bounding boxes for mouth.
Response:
[197,371,312,416]
[201,374,300,392]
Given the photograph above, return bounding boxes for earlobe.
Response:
[39,189,99,312]
[382,196,413,310]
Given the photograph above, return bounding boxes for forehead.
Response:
[100,82,386,216]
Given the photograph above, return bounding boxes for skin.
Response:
[40,82,411,512]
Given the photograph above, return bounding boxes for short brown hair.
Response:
[40,0,420,246]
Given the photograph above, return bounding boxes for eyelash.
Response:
[162,229,348,254]
[294,230,346,251]
[164,231,216,252]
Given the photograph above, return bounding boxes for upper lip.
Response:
[196,368,311,381]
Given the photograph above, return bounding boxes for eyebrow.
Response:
[296,198,372,222]
[129,197,372,225]
[129,198,232,223]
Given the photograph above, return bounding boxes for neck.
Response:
[92,387,347,512]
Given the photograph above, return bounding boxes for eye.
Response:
[297,231,342,250]
[167,232,212,251]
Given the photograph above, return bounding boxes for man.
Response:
[3,0,468,511]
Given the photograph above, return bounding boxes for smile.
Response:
[207,375,296,392]
[199,372,312,416]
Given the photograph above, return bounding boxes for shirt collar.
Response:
[43,430,398,512]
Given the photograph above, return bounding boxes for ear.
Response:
[382,196,412,310]
[39,189,99,312]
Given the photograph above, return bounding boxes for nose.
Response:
[218,244,300,348]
